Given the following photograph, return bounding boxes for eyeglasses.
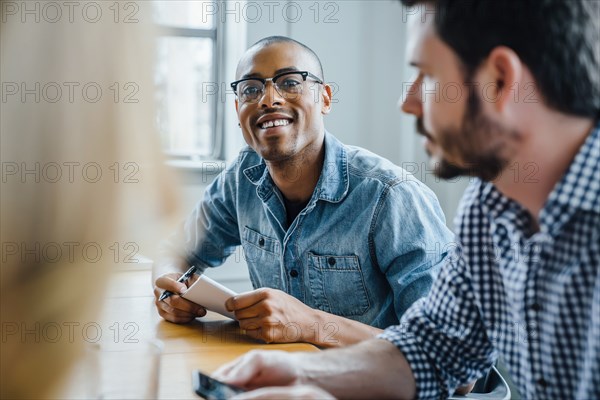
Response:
[230,71,323,104]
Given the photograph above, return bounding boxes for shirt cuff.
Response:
[378,326,445,399]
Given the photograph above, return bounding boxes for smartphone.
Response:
[192,370,246,400]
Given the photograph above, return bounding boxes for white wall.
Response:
[174,0,470,290]
[244,0,469,225]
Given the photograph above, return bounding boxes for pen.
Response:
[159,265,197,301]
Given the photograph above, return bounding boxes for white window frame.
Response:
[155,2,247,166]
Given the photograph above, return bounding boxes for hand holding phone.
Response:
[192,370,245,399]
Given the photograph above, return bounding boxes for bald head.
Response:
[235,36,324,81]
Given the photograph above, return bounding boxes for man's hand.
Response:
[153,272,207,323]
[214,339,416,399]
[213,350,304,389]
[232,385,336,400]
[226,288,321,344]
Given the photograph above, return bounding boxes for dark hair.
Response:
[400,0,600,118]
[249,36,325,81]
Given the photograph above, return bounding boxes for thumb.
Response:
[155,274,188,295]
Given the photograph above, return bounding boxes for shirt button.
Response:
[530,303,542,312]
[290,269,299,278]
[327,257,336,266]
[537,378,548,388]
[258,238,265,246]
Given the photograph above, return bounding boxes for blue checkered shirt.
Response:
[379,123,600,399]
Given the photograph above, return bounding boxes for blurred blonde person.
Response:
[0,1,179,398]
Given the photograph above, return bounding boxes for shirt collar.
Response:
[544,120,600,214]
[242,131,349,203]
[481,120,600,234]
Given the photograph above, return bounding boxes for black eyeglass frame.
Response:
[230,71,324,102]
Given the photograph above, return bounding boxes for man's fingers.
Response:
[155,274,188,294]
[212,360,240,382]
[214,351,265,386]
[227,288,270,311]
[232,386,336,400]
[233,304,262,320]
[156,298,197,318]
[156,296,206,318]
[241,326,262,337]
[152,272,206,323]
[243,328,272,343]
[215,350,301,390]
[238,316,281,330]
[156,306,195,324]
[168,295,206,315]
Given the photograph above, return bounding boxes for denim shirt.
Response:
[166,132,454,328]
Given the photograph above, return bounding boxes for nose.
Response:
[259,81,285,108]
[399,75,423,116]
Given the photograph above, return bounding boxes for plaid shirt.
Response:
[380,123,600,399]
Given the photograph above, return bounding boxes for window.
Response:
[153,1,225,160]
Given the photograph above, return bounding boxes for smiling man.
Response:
[212,1,600,399]
[152,36,453,347]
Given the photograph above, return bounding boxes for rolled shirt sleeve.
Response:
[371,179,455,317]
[378,250,497,399]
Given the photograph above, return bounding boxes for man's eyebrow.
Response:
[241,67,300,79]
[274,67,300,75]
[241,72,262,79]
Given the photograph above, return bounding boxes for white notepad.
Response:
[181,275,237,319]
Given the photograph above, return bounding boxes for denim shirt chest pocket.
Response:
[242,226,281,289]
[307,252,370,317]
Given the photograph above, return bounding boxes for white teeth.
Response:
[261,119,290,129]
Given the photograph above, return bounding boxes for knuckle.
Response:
[239,320,253,330]
[261,331,274,343]
[264,316,279,325]
[246,321,261,331]
[257,287,270,298]
[163,303,176,314]
[168,296,181,307]
[170,296,189,311]
[262,302,274,314]
[229,297,238,309]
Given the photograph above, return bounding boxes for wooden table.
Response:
[98,270,318,399]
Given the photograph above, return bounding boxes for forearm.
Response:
[298,338,416,399]
[308,310,382,348]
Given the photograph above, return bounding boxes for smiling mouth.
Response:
[258,119,292,130]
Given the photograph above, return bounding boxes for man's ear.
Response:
[235,98,239,113]
[321,84,332,115]
[485,46,523,112]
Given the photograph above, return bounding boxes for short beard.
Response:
[435,89,519,181]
